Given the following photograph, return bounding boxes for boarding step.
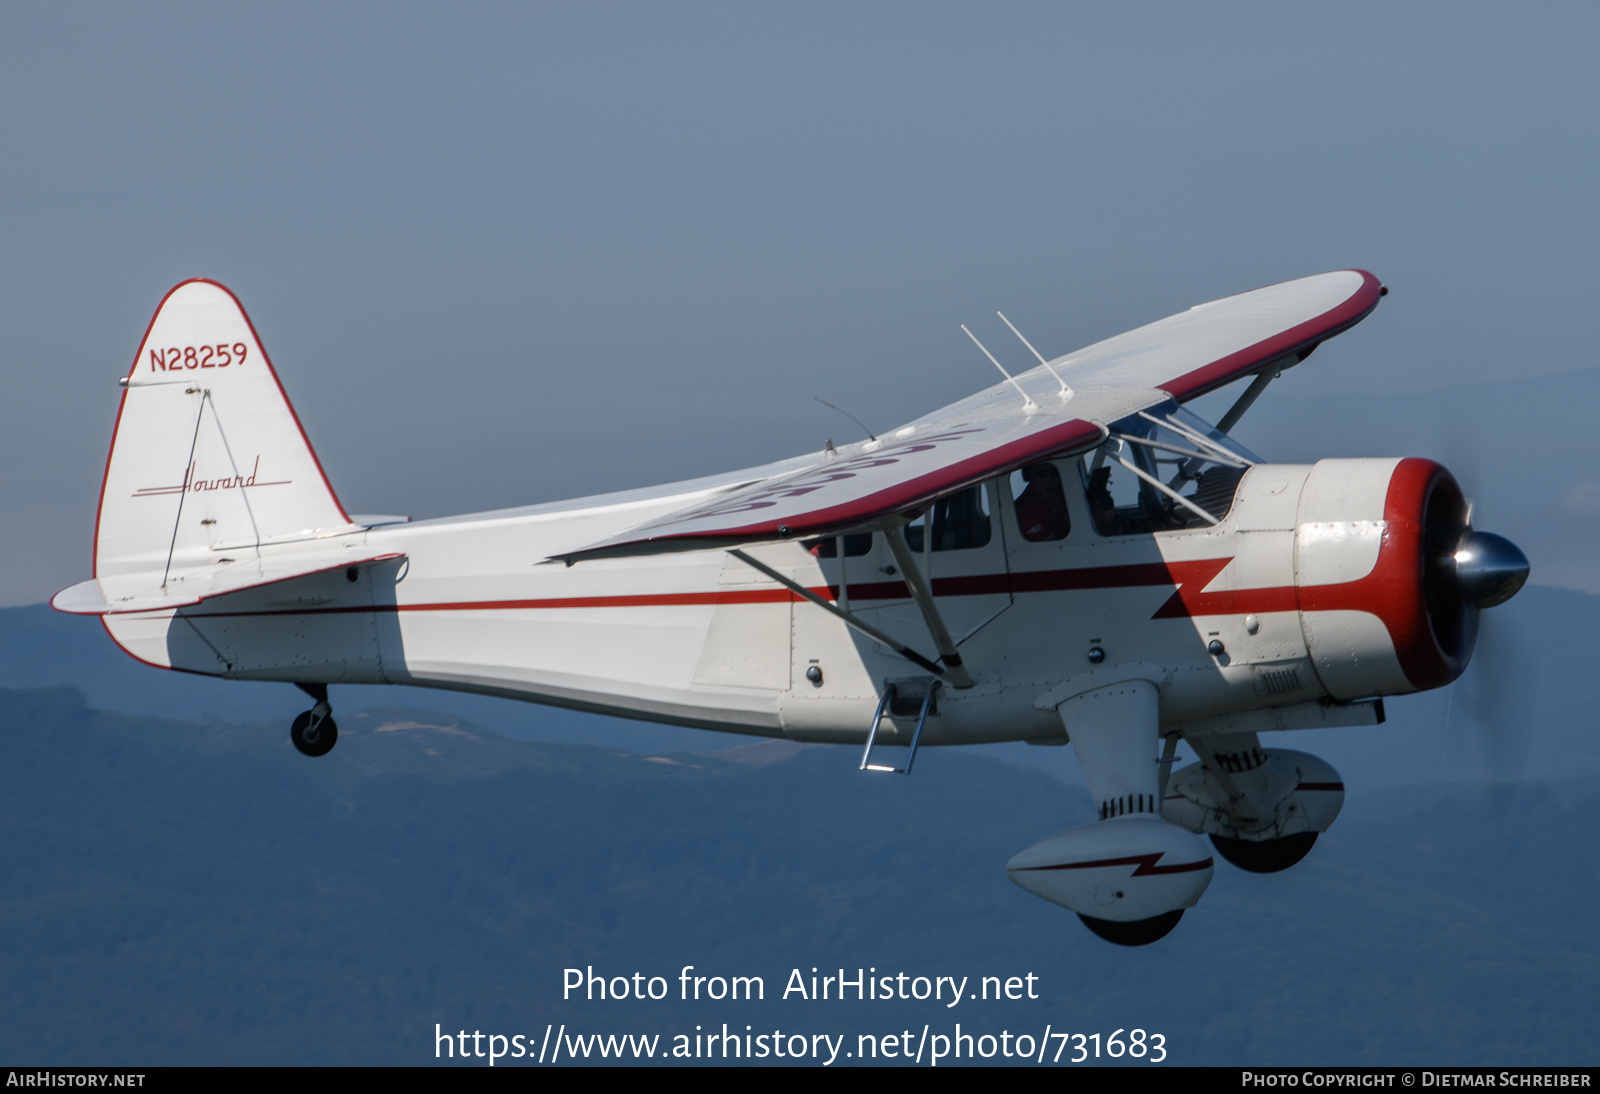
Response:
[859,677,940,775]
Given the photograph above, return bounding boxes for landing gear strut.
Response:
[290,683,338,757]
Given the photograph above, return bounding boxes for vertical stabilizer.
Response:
[95,280,355,582]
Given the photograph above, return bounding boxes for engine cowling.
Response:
[1293,458,1527,699]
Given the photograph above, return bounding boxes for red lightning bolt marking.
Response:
[1017,852,1215,876]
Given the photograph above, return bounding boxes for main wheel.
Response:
[1210,832,1317,873]
[1078,909,1183,946]
[290,710,338,757]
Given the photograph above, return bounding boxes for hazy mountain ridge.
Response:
[2,685,1596,1065]
[7,578,1596,789]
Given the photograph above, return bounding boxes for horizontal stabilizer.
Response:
[52,550,404,615]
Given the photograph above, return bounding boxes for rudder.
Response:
[95,280,355,582]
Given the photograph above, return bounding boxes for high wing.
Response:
[558,269,1380,562]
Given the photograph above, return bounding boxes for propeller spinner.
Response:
[1417,467,1530,677]
[1453,531,1530,609]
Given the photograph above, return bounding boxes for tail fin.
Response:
[93,279,356,582]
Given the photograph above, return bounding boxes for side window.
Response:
[1077,401,1256,537]
[804,533,872,558]
[904,485,992,552]
[1082,458,1135,536]
[1082,454,1166,537]
[1009,461,1071,542]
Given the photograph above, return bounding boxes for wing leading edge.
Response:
[557,270,1381,562]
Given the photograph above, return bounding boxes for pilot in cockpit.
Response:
[1086,466,1116,535]
[1012,462,1072,542]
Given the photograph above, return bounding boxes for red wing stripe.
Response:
[1159,270,1382,403]
[634,419,1108,548]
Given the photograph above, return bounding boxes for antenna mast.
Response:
[814,397,877,442]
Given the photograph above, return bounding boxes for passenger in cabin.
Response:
[808,533,872,558]
[1012,462,1071,542]
[1086,466,1116,535]
[905,486,993,552]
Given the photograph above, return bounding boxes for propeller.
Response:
[1453,598,1535,819]
[1431,455,1533,816]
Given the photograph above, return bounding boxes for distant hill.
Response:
[0,603,736,756]
[1,686,1596,1065]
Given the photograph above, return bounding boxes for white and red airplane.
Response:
[54,270,1529,944]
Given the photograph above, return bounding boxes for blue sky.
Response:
[3,2,1597,604]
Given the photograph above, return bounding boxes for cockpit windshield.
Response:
[1081,400,1260,536]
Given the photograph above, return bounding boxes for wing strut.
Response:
[161,390,209,588]
[1157,730,1181,799]
[1111,450,1220,526]
[882,526,976,689]
[725,549,951,682]
[1162,366,1276,489]
[1214,366,1277,435]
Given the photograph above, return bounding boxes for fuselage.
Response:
[103,451,1453,747]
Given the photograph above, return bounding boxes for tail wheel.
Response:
[1078,909,1183,946]
[291,710,338,757]
[1210,832,1317,873]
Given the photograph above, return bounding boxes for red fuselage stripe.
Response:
[170,554,1394,624]
[178,556,1278,619]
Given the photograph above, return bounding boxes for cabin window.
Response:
[904,484,992,552]
[1010,461,1071,541]
[804,533,873,558]
[1081,402,1257,537]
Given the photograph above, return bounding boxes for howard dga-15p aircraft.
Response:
[55,270,1529,944]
